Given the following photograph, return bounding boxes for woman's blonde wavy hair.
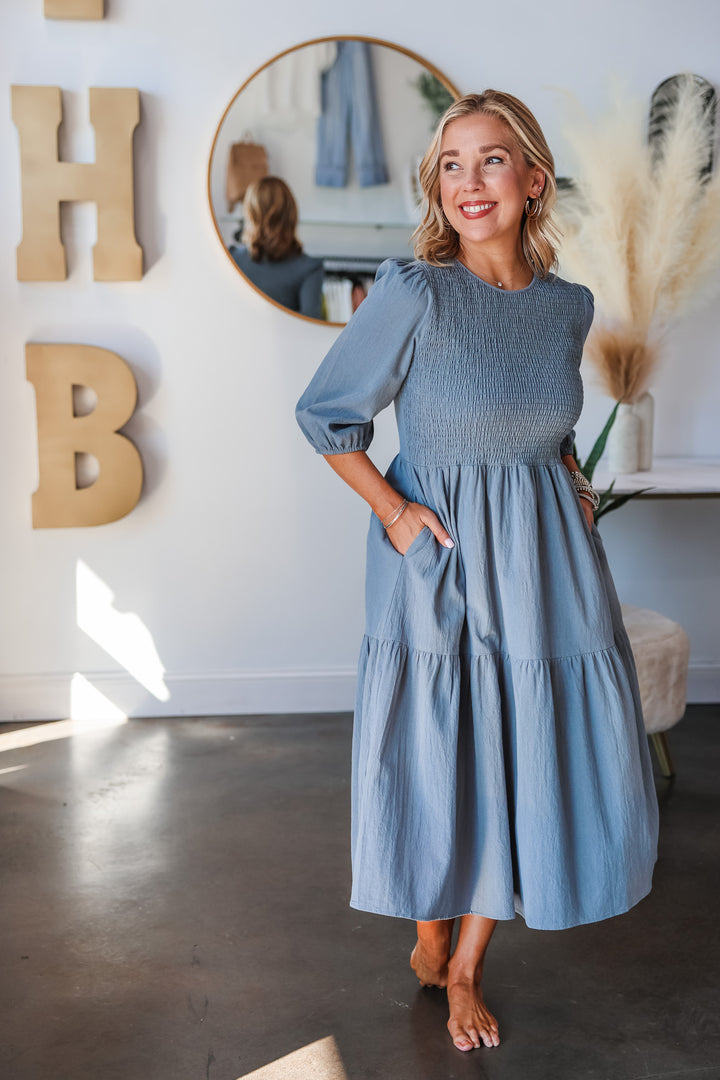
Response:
[412,90,561,278]
[243,176,303,262]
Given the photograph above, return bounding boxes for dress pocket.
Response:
[365,520,436,639]
[587,518,605,559]
[402,524,435,558]
[364,512,406,639]
[376,528,464,654]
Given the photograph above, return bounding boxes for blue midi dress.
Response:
[295,257,659,931]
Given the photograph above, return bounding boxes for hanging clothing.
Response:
[315,41,390,188]
[295,258,659,931]
[322,277,354,323]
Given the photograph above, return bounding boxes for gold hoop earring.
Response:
[525,195,542,219]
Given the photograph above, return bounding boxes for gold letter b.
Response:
[26,344,144,528]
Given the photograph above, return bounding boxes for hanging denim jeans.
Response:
[315,41,389,188]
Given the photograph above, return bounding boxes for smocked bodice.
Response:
[295,257,594,467]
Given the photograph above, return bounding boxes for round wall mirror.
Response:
[208,36,460,326]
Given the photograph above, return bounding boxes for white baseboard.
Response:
[0,669,358,722]
[0,663,716,723]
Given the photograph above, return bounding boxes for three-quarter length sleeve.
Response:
[295,259,430,455]
[560,283,596,458]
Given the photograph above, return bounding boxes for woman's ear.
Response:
[530,167,546,198]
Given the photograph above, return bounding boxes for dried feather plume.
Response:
[555,74,720,403]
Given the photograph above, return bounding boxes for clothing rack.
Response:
[320,256,394,275]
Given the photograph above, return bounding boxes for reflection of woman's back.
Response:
[229,177,324,319]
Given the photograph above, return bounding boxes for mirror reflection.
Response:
[208,37,458,324]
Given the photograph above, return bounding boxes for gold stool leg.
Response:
[650,731,675,779]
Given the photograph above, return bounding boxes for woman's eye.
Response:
[484,156,504,166]
[443,161,460,171]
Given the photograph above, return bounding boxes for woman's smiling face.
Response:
[439,112,544,252]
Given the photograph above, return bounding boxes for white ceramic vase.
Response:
[631,391,654,471]
[608,402,641,473]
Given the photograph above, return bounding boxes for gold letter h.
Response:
[11,85,142,281]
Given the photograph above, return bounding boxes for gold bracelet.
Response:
[381,497,409,529]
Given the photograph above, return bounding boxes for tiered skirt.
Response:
[349,456,659,930]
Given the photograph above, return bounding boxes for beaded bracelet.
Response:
[569,469,601,511]
[381,497,409,529]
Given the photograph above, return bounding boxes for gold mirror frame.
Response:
[207,36,460,327]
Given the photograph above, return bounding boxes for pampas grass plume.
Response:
[555,74,720,402]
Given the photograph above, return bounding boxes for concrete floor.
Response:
[0,706,718,1080]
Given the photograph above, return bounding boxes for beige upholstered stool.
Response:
[620,604,691,778]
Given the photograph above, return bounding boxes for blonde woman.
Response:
[295,91,659,1052]
[230,176,324,319]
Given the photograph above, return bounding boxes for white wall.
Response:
[1,0,718,720]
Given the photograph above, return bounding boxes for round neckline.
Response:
[454,258,538,293]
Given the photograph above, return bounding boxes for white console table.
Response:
[591,456,720,499]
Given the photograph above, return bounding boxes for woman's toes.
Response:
[467,1027,482,1049]
[484,1024,500,1047]
[448,1022,470,1051]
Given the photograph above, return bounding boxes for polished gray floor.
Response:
[0,706,718,1080]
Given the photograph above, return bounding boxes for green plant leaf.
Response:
[584,401,621,481]
[595,480,616,513]
[413,73,455,127]
[572,404,655,530]
[595,486,655,522]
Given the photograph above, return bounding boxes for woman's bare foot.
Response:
[410,918,454,987]
[446,974,500,1050]
[410,939,450,987]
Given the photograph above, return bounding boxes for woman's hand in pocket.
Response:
[385,501,454,555]
[578,494,594,532]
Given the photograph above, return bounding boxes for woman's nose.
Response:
[464,163,485,188]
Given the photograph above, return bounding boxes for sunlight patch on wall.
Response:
[70,671,128,722]
[76,559,170,701]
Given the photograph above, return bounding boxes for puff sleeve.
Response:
[559,283,595,458]
[295,259,430,455]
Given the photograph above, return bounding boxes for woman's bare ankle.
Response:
[447,956,484,985]
[411,919,455,987]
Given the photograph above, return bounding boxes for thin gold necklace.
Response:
[459,257,531,290]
